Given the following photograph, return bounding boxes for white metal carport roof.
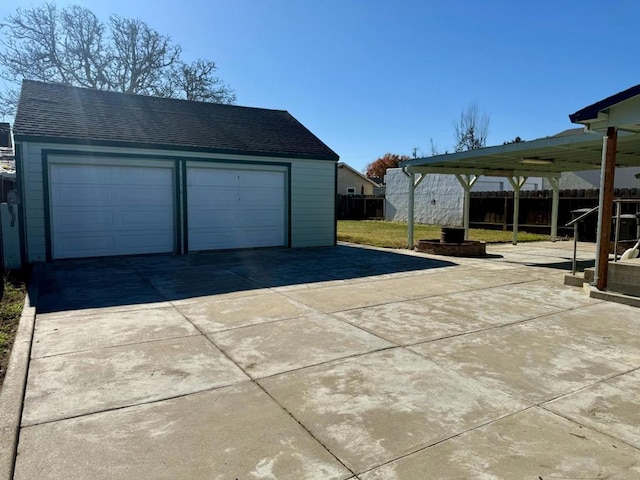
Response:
[399,82,640,293]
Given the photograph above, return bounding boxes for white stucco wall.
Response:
[543,167,640,190]
[384,168,464,226]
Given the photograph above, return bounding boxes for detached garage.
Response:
[13,80,339,263]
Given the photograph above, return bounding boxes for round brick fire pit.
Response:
[415,227,486,257]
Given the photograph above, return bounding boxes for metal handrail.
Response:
[567,200,640,276]
[567,206,599,275]
[565,205,598,227]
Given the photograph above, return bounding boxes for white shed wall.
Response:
[384,168,464,226]
[19,141,336,262]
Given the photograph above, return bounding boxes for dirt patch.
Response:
[0,271,28,388]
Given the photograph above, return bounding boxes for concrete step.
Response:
[567,260,640,305]
[608,259,640,297]
[589,287,640,308]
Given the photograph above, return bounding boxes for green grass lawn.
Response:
[337,220,549,249]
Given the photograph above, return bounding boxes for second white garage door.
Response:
[187,167,286,251]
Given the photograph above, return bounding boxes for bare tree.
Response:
[453,104,489,152]
[0,3,235,118]
[167,59,237,103]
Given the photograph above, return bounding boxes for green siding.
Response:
[19,141,336,262]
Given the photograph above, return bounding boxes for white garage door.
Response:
[50,163,175,259]
[187,167,286,251]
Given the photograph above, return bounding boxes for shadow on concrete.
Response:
[515,259,595,271]
[36,245,457,313]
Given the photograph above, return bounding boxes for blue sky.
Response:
[1,1,639,172]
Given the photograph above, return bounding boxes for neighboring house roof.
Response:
[337,162,379,187]
[13,80,339,161]
[552,127,585,138]
[569,83,640,123]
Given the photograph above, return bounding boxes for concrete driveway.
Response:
[7,242,640,478]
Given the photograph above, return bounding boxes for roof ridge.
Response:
[20,79,290,114]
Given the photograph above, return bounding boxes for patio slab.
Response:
[545,369,640,448]
[410,323,631,403]
[359,407,640,479]
[259,348,528,473]
[415,287,563,326]
[176,291,318,333]
[283,282,409,313]
[31,306,199,358]
[517,302,640,368]
[14,383,351,480]
[22,336,248,425]
[331,301,491,346]
[490,279,602,309]
[210,314,392,378]
[5,241,638,479]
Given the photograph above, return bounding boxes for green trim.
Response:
[181,160,188,253]
[41,151,52,262]
[287,167,292,248]
[334,162,338,246]
[41,149,180,259]
[174,159,182,254]
[14,143,27,267]
[15,135,339,161]
[38,148,299,258]
[183,160,292,252]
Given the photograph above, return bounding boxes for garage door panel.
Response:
[187,167,286,251]
[118,185,174,205]
[53,186,113,206]
[189,187,237,207]
[50,163,174,259]
[113,167,172,186]
[239,171,283,188]
[51,165,113,185]
[119,209,173,229]
[56,234,116,257]
[54,211,115,230]
[189,169,238,187]
[241,188,286,205]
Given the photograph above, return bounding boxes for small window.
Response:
[346,187,356,195]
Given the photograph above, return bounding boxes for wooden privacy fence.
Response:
[337,195,384,220]
[470,188,640,238]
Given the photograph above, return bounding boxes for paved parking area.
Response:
[10,241,640,479]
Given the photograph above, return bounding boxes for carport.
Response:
[401,83,640,291]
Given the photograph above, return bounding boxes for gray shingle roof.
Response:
[13,80,338,161]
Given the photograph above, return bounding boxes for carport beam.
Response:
[548,177,560,242]
[455,174,480,240]
[507,176,528,245]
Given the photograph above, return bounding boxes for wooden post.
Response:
[596,127,617,290]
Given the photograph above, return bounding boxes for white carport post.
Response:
[507,176,528,245]
[406,169,426,249]
[548,177,560,242]
[454,174,480,240]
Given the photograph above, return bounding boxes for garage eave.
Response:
[13,134,340,162]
